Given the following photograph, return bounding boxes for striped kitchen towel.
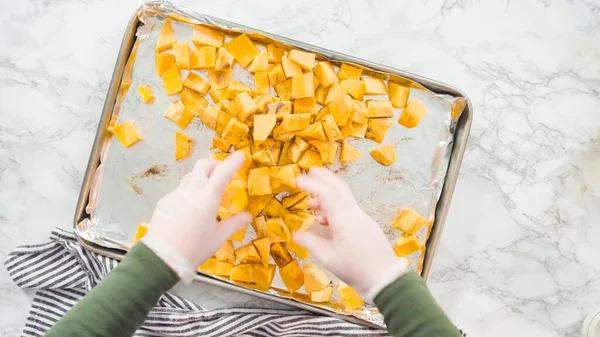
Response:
[4,228,389,337]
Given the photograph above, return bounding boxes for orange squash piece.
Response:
[263,197,288,219]
[287,137,310,163]
[173,42,191,70]
[288,49,315,71]
[247,195,273,217]
[214,261,234,277]
[266,218,291,242]
[308,140,338,164]
[198,257,219,274]
[268,64,287,85]
[289,196,310,211]
[273,78,293,100]
[155,53,176,76]
[161,63,183,96]
[270,242,293,267]
[133,223,148,243]
[313,62,338,88]
[337,63,362,80]
[248,50,269,73]
[137,85,154,104]
[200,103,221,130]
[293,97,318,115]
[314,106,330,122]
[303,263,330,292]
[181,89,209,116]
[164,101,194,130]
[340,122,354,140]
[297,150,323,171]
[282,191,308,209]
[279,260,304,293]
[226,80,252,99]
[215,47,235,70]
[328,94,354,126]
[215,241,236,263]
[321,115,343,142]
[209,88,228,103]
[281,55,303,78]
[222,117,250,146]
[314,85,329,105]
[175,131,193,160]
[370,144,396,166]
[324,82,344,105]
[229,226,246,241]
[233,92,258,122]
[269,165,297,193]
[392,209,429,234]
[352,101,369,124]
[283,212,314,232]
[311,286,333,303]
[190,46,216,69]
[339,79,366,101]
[365,118,393,143]
[266,101,292,121]
[208,68,233,89]
[248,167,272,196]
[253,264,276,290]
[183,72,211,95]
[221,179,248,214]
[235,243,262,264]
[285,240,310,260]
[367,100,394,118]
[254,70,270,94]
[291,72,315,99]
[230,264,253,283]
[338,282,363,310]
[362,77,387,95]
[351,122,368,138]
[252,215,269,238]
[156,20,176,52]
[267,44,285,63]
[394,233,421,256]
[398,98,428,128]
[295,122,326,142]
[224,33,260,68]
[340,142,362,163]
[253,114,277,146]
[192,25,225,47]
[388,82,410,108]
[252,237,271,267]
[282,114,311,132]
[252,148,277,166]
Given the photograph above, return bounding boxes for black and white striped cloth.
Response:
[4,228,389,337]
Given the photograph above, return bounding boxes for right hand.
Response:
[294,167,401,296]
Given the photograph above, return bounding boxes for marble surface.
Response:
[1,0,598,336]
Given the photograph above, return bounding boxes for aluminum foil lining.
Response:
[80,0,466,328]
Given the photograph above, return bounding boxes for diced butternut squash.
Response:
[338,282,363,310]
[247,194,273,217]
[324,82,344,105]
[173,42,191,70]
[321,115,343,142]
[175,131,193,160]
[293,97,318,115]
[230,264,253,283]
[282,191,307,209]
[229,226,246,241]
[394,233,421,256]
[200,103,221,130]
[352,101,369,124]
[392,209,429,234]
[210,88,228,103]
[288,49,315,71]
[192,25,225,47]
[362,77,387,95]
[252,237,271,267]
[221,179,248,214]
[133,223,148,243]
[282,114,311,132]
[287,137,310,163]
[339,79,366,101]
[181,89,209,115]
[253,114,277,146]
[267,44,285,63]
[340,121,353,139]
[215,241,236,263]
[208,68,233,89]
[198,257,218,274]
[253,264,276,290]
[256,138,283,161]
[388,82,410,108]
[255,70,270,94]
[337,63,362,80]
[226,80,252,99]
[398,98,427,128]
[235,243,262,264]
[313,62,338,88]
[252,148,277,166]
[252,215,269,237]
[266,101,292,121]
[367,100,394,118]
[314,106,330,122]
[248,50,269,73]
[365,118,393,143]
[161,63,183,96]
[273,125,294,144]
[263,198,288,218]
[214,261,234,276]
[254,94,278,112]
[156,20,176,52]
[281,55,303,78]
[164,101,194,130]
[286,240,310,260]
[274,78,293,100]
[311,286,333,303]
[224,33,260,68]
[370,144,396,166]
[212,152,230,161]
[268,64,287,85]
[315,85,329,105]
[248,167,272,195]
[328,94,354,126]
[351,122,367,138]
[340,142,362,163]
[190,46,216,69]
[266,218,291,242]
[313,75,320,89]
[222,117,250,145]
[279,260,304,293]
[289,196,310,211]
[214,47,235,70]
[138,85,154,103]
[269,165,297,193]
[183,72,211,95]
[233,92,257,122]
[270,242,293,267]
[309,140,338,164]
[291,72,315,99]
[155,53,176,76]
[284,212,315,232]
[295,122,326,142]
[303,263,330,292]
[297,149,323,170]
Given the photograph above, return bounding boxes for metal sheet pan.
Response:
[73,0,472,329]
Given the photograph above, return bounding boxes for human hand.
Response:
[294,167,403,296]
[143,152,252,275]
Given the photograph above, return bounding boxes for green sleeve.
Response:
[374,272,461,337]
[45,242,179,337]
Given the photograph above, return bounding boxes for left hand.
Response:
[143,151,252,268]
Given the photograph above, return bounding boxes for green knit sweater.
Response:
[44,243,460,337]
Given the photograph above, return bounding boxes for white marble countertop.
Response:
[1,0,599,336]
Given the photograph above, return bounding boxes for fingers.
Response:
[187,159,219,189]
[307,198,321,211]
[294,230,335,266]
[316,215,329,226]
[297,175,329,199]
[208,151,246,194]
[219,211,252,240]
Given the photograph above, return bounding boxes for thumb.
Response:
[219,211,252,240]
[294,230,335,267]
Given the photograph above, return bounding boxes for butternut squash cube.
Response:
[183,72,211,95]
[370,144,396,166]
[282,114,311,132]
[222,118,249,145]
[269,165,297,193]
[338,282,363,310]
[255,70,270,94]
[392,209,429,234]
[164,101,194,130]
[208,68,233,89]
[248,50,269,73]
[221,179,248,214]
[266,101,292,121]
[273,125,294,144]
[282,191,307,209]
[198,257,218,274]
[313,74,320,89]
[214,261,234,276]
[215,241,236,263]
[268,64,287,85]
[173,42,191,70]
[291,72,315,99]
[365,118,393,143]
[394,233,421,256]
[284,212,315,233]
[190,46,216,69]
[200,103,221,130]
[351,122,367,138]
[362,77,388,95]
[288,49,316,70]
[279,260,304,293]
[293,97,318,115]
[212,152,230,161]
[210,88,228,103]
[287,137,310,163]
[133,223,148,243]
[267,44,285,63]
[215,47,235,70]
[315,85,329,105]
[192,25,225,47]
[233,92,257,122]
[297,150,323,170]
[224,33,260,68]
[295,122,326,142]
[252,215,268,238]
[181,89,209,115]
[321,115,343,142]
[253,264,276,290]
[285,240,310,260]
[270,242,293,267]
[254,94,279,112]
[340,121,354,140]
[266,218,291,243]
[324,82,344,105]
[263,198,288,218]
[340,142,362,163]
[248,167,272,196]
[252,148,277,166]
[274,78,293,100]
[281,55,303,78]
[229,227,246,242]
[337,63,362,80]
[328,94,354,126]
[289,196,310,211]
[311,286,333,303]
[156,20,176,52]
[175,131,193,160]
[161,63,183,96]
[398,98,427,128]
[339,79,366,101]
[226,80,253,99]
[155,53,176,76]
[253,114,277,146]
[252,237,271,267]
[303,263,330,292]
[367,100,394,118]
[230,264,253,283]
[137,85,154,104]
[351,101,369,124]
[314,106,330,122]
[313,62,338,88]
[388,82,410,108]
[309,140,338,164]
[235,243,262,264]
[256,138,283,161]
[248,194,274,217]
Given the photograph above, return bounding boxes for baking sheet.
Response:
[77,0,466,327]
